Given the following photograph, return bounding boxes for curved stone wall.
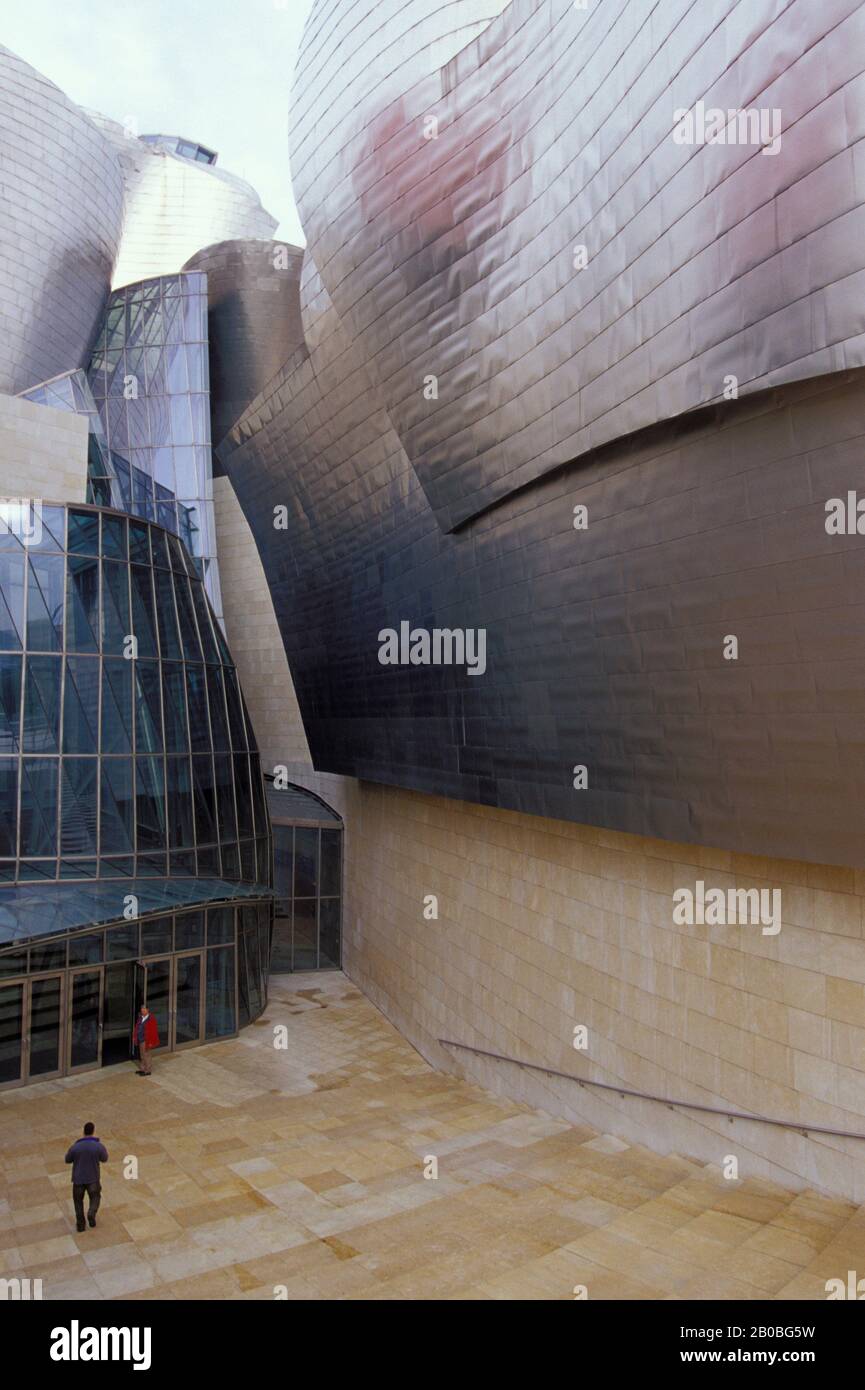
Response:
[0,47,123,396]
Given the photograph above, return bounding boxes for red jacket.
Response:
[133,1012,160,1048]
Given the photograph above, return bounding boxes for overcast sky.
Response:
[3,0,312,243]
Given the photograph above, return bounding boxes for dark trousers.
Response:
[72,1182,101,1227]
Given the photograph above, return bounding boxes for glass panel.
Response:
[101,514,128,561]
[206,667,229,751]
[222,668,246,750]
[205,946,235,1038]
[242,921,262,1021]
[153,568,181,659]
[63,656,99,753]
[28,975,62,1076]
[136,756,166,850]
[294,828,318,898]
[142,958,170,1047]
[61,758,98,855]
[207,906,234,945]
[162,664,188,752]
[185,666,210,750]
[135,661,163,753]
[102,961,136,1066]
[101,659,133,753]
[67,510,100,556]
[0,981,24,1084]
[141,917,172,955]
[29,940,65,973]
[129,520,150,564]
[26,553,64,651]
[68,934,102,966]
[191,754,216,843]
[20,758,58,856]
[320,830,342,897]
[129,564,158,657]
[319,899,341,969]
[270,916,291,972]
[166,756,194,849]
[101,559,130,654]
[175,953,202,1045]
[214,754,236,843]
[69,971,100,1068]
[0,552,25,650]
[0,653,21,753]
[233,755,253,837]
[258,906,271,976]
[175,910,204,950]
[23,654,61,751]
[293,898,317,970]
[60,858,98,878]
[173,576,202,662]
[66,555,99,652]
[101,758,134,854]
[189,580,219,663]
[0,951,27,977]
[106,922,138,960]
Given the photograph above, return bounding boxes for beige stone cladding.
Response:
[215,472,865,1203]
[0,392,88,502]
[213,474,312,770]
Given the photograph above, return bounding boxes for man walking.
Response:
[132,1003,159,1075]
[65,1122,108,1232]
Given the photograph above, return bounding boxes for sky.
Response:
[2,0,313,243]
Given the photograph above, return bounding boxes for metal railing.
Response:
[438,1038,865,1142]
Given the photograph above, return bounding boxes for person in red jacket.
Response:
[132,1004,160,1076]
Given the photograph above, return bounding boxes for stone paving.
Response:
[1,971,863,1300]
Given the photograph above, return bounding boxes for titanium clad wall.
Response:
[219,276,865,868]
[0,47,123,396]
[182,240,306,453]
[87,113,278,290]
[289,0,865,531]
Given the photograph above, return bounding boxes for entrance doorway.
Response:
[0,974,65,1085]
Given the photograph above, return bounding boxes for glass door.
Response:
[27,974,64,1079]
[174,951,204,1048]
[68,969,102,1072]
[140,957,171,1050]
[102,962,137,1068]
[0,981,24,1087]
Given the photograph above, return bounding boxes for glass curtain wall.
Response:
[0,899,271,1089]
[0,503,270,885]
[270,825,341,971]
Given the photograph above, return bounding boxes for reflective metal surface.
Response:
[216,0,865,868]
[182,240,306,453]
[86,111,278,291]
[0,46,123,396]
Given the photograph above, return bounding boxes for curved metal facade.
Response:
[86,113,279,290]
[0,47,123,396]
[216,0,865,869]
[290,0,865,532]
[182,240,306,452]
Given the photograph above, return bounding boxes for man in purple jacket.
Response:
[64,1122,108,1232]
